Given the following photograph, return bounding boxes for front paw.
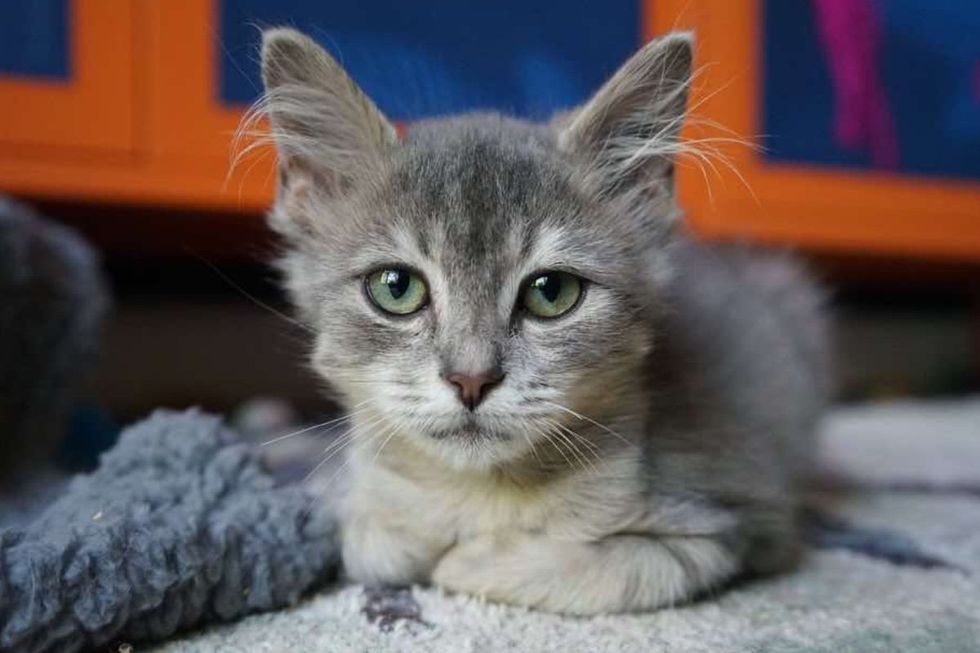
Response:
[430,536,495,593]
[432,532,737,615]
[342,514,442,586]
[431,533,554,608]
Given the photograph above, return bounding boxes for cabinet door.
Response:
[651,0,980,260]
[0,0,134,152]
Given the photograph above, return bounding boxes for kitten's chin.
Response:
[412,420,523,471]
[428,423,492,442]
[420,412,493,440]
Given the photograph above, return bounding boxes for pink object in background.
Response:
[813,0,899,169]
[973,60,980,103]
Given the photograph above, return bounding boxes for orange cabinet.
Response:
[0,1,134,153]
[0,0,270,209]
[0,0,977,261]
[651,0,980,261]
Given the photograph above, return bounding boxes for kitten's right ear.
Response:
[260,28,398,197]
[557,33,694,202]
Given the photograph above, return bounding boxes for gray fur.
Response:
[259,28,830,613]
[0,410,337,653]
[0,198,108,486]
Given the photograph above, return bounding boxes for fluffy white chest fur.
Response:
[339,422,739,615]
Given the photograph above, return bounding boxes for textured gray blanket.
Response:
[0,410,337,653]
[0,197,108,485]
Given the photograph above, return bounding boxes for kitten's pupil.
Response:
[382,270,409,299]
[533,274,562,303]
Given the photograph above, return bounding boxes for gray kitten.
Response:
[256,28,829,615]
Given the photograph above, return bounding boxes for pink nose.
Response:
[443,370,504,410]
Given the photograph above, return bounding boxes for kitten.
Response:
[256,28,830,615]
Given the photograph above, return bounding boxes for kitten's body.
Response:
[258,29,830,614]
[340,224,826,613]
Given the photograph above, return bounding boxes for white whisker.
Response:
[545,419,598,472]
[260,399,371,447]
[302,413,387,484]
[542,401,635,450]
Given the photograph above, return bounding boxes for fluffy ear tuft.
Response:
[257,27,397,197]
[558,32,694,200]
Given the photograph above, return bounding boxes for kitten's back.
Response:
[670,241,830,439]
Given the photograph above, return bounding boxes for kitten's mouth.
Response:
[430,426,483,440]
[427,417,499,441]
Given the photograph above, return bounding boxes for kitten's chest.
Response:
[349,453,646,540]
[442,473,557,535]
[350,465,551,534]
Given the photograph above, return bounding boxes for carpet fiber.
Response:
[151,399,980,652]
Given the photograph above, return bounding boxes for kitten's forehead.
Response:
[395,118,570,237]
[349,115,650,298]
[384,117,591,268]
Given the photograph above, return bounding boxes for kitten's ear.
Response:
[557,32,693,199]
[260,28,398,197]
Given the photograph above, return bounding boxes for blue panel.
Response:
[219,0,640,120]
[763,0,980,180]
[0,0,69,79]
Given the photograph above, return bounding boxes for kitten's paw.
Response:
[342,514,443,586]
[430,536,497,592]
[432,532,738,615]
[431,533,559,610]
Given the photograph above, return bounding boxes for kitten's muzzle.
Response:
[442,369,504,411]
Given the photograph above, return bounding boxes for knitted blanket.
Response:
[0,410,337,653]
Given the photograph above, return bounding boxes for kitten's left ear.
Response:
[260,28,398,198]
[558,32,693,199]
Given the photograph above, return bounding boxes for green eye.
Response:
[522,271,583,319]
[366,268,428,315]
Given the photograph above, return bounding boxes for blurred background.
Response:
[0,0,977,471]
